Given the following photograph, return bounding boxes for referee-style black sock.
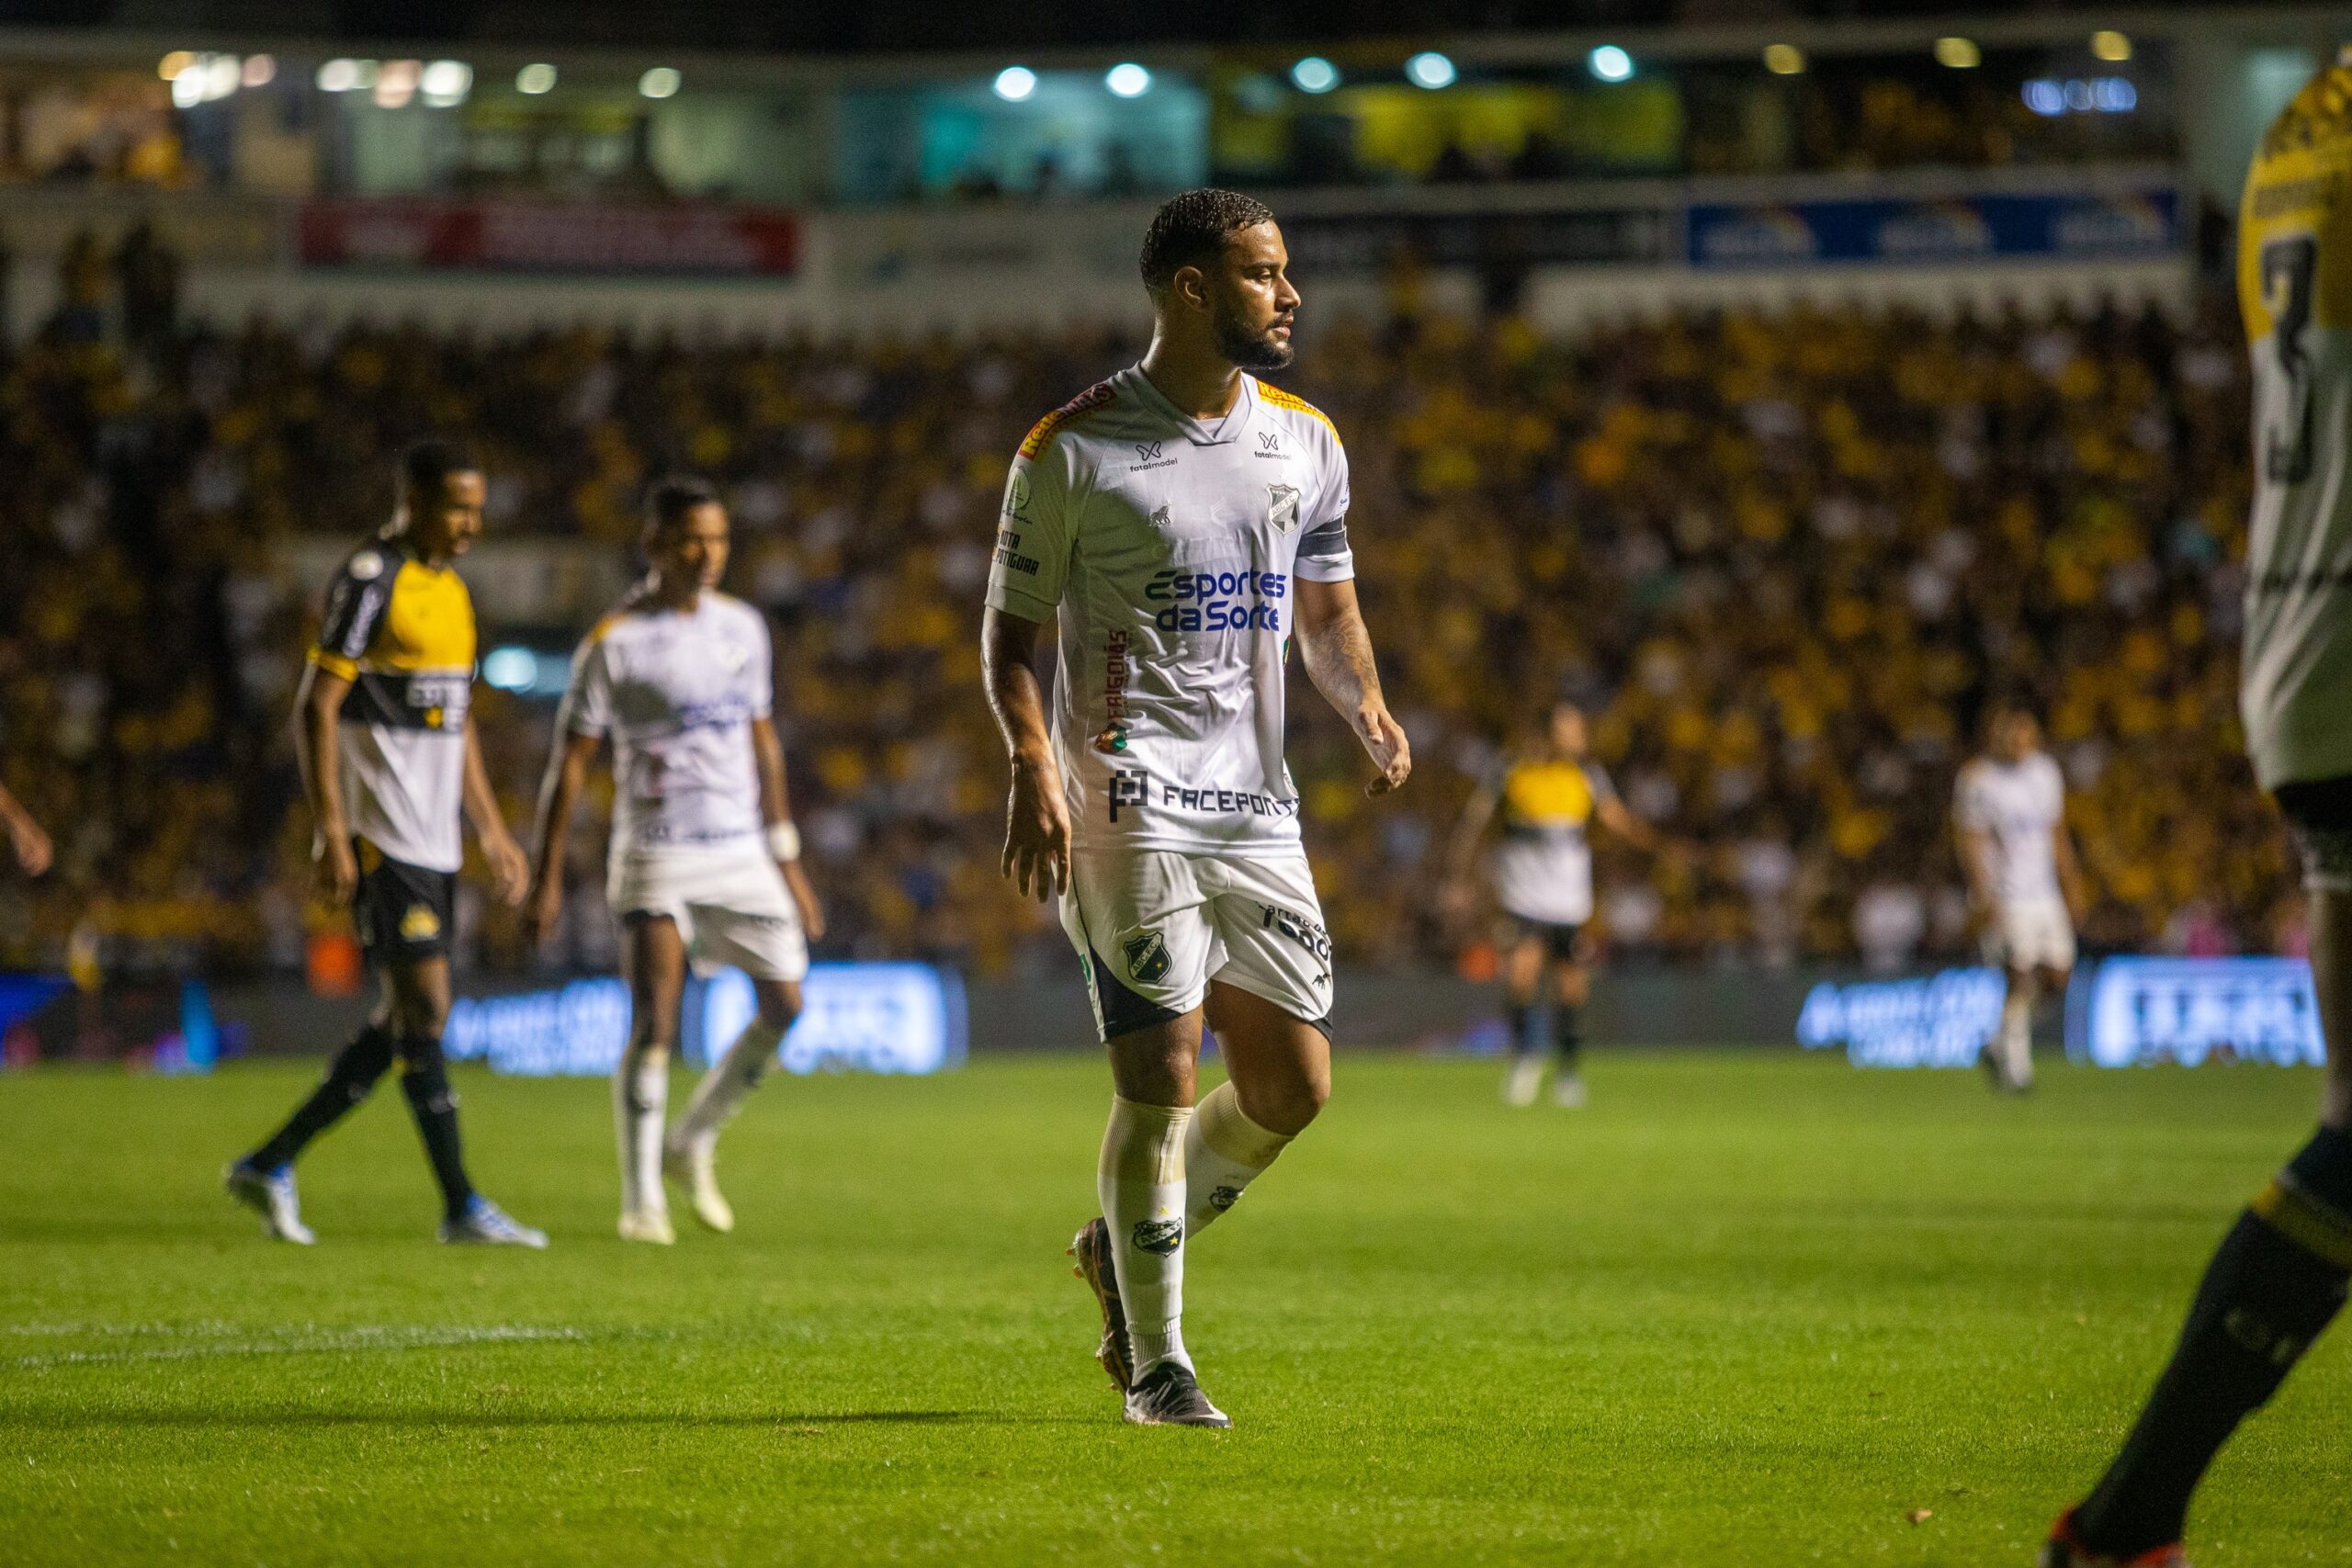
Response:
[396,1035,477,1223]
[2073,1125,2352,1558]
[1553,1003,1586,1075]
[247,1024,397,1171]
[1505,1000,1539,1055]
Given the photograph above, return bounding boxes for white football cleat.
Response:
[1553,1072,1589,1109]
[224,1160,315,1245]
[439,1196,548,1247]
[662,1136,734,1235]
[617,1205,675,1246]
[1502,1055,1544,1107]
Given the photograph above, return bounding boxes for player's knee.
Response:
[1241,1067,1329,1136]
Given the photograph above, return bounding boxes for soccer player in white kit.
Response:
[1952,705,2086,1095]
[982,189,1411,1427]
[526,478,825,1245]
[2046,55,2352,1566]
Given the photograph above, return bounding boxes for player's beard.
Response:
[1213,303,1295,373]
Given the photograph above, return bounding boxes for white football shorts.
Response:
[1059,846,1334,1042]
[607,842,808,983]
[1982,897,2076,975]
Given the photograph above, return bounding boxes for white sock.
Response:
[1185,1080,1295,1236]
[1097,1096,1193,1376]
[2000,988,2034,1087]
[613,1043,669,1214]
[673,1019,785,1156]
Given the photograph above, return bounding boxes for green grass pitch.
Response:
[2,1049,2346,1565]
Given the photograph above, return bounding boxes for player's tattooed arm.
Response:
[292,662,359,906]
[1295,577,1411,796]
[462,713,530,908]
[524,730,601,950]
[751,716,826,941]
[982,604,1070,901]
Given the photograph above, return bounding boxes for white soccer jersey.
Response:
[1953,753,2067,907]
[557,592,773,854]
[2238,59,2352,789]
[986,365,1354,856]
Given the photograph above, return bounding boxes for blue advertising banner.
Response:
[446,964,967,1078]
[1796,967,2007,1068]
[1689,188,2179,269]
[2075,956,2324,1068]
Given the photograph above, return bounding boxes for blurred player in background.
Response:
[526,478,823,1246]
[2045,51,2352,1568]
[0,773,51,877]
[983,189,1410,1427]
[1953,705,2086,1096]
[1446,701,1661,1108]
[225,441,546,1248]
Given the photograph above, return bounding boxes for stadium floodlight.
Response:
[1589,45,1634,83]
[157,51,195,82]
[1105,62,1151,98]
[316,58,359,92]
[1406,51,1456,90]
[421,61,472,107]
[993,65,1037,102]
[482,649,537,693]
[374,59,420,108]
[171,70,204,108]
[2091,30,2132,63]
[242,54,275,87]
[1290,56,1340,94]
[1935,37,1981,69]
[639,66,682,99]
[516,62,558,95]
[2095,76,2137,111]
[200,53,240,101]
[1764,43,1805,75]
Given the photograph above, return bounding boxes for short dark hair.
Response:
[1139,187,1277,296]
[397,439,480,506]
[643,474,721,538]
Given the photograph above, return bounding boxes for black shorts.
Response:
[2275,773,2352,891]
[353,839,455,965]
[1497,914,1584,964]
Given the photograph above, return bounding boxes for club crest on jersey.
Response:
[1004,471,1031,518]
[1132,1218,1182,1257]
[1267,483,1302,533]
[1148,503,1172,530]
[1124,930,1171,985]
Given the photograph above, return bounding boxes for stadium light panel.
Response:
[1764,44,1805,75]
[1935,37,1981,69]
[482,649,537,693]
[421,61,472,107]
[157,51,195,82]
[171,70,204,107]
[516,62,558,95]
[1105,62,1151,98]
[2091,30,2132,63]
[1290,56,1340,94]
[374,60,420,108]
[1406,51,1456,90]
[993,65,1037,102]
[639,66,682,99]
[1589,46,1634,83]
[242,54,275,87]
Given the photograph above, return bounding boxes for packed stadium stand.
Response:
[0,229,2291,985]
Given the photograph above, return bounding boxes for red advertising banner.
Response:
[299,200,800,276]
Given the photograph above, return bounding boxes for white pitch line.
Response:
[13,1325,587,1368]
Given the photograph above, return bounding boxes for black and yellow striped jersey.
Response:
[1487,755,1615,927]
[2239,53,2352,789]
[309,534,476,873]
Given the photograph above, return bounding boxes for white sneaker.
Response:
[663,1135,734,1235]
[617,1206,675,1246]
[439,1196,548,1248]
[225,1160,315,1245]
[1503,1055,1544,1107]
[1553,1072,1589,1109]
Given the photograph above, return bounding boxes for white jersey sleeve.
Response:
[1953,763,1996,834]
[987,387,1102,624]
[557,627,615,739]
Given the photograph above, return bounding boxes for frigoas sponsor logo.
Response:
[1144,568,1286,632]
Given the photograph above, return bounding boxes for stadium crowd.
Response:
[0,244,2291,984]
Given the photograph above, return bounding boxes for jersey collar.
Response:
[1120,364,1259,447]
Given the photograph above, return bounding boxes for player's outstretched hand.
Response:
[312,834,359,908]
[8,817,52,877]
[1357,703,1412,796]
[523,873,563,952]
[483,832,531,908]
[1001,758,1071,903]
[785,860,828,942]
